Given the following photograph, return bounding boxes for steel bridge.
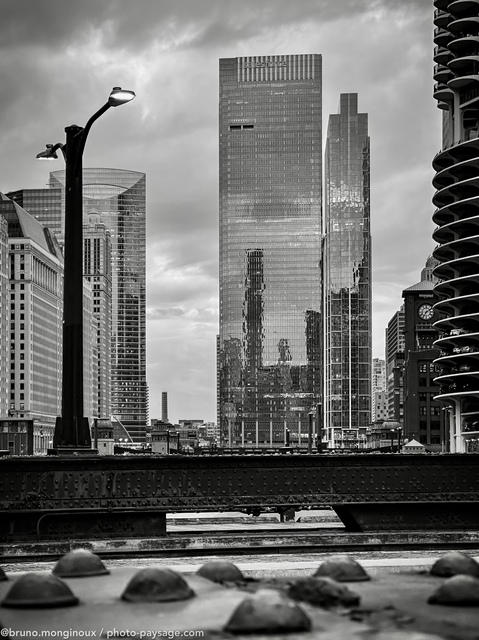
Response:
[1,453,478,541]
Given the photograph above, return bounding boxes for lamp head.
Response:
[108,87,136,107]
[36,143,62,160]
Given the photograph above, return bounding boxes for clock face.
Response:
[418,303,434,320]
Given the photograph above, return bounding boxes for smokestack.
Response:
[162,392,168,423]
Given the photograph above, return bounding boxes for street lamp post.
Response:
[308,411,314,454]
[316,402,323,453]
[390,427,402,453]
[37,88,135,453]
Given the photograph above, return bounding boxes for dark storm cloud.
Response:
[1,0,429,53]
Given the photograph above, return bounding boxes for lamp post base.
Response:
[48,447,98,456]
[50,416,97,454]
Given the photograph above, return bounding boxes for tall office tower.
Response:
[218,54,323,448]
[82,278,98,422]
[431,1,479,452]
[14,169,148,442]
[385,306,405,422]
[372,358,386,422]
[83,213,112,421]
[323,94,371,449]
[0,193,63,453]
[372,358,386,394]
[0,215,9,420]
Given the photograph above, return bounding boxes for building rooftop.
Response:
[0,192,62,259]
[402,279,436,293]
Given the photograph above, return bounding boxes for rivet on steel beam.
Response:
[428,575,479,606]
[52,549,109,579]
[224,588,311,634]
[431,552,479,578]
[314,556,370,582]
[121,568,196,603]
[197,561,244,583]
[288,576,360,608]
[1,573,79,609]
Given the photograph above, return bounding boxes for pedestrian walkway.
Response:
[166,509,344,532]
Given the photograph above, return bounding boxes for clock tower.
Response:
[402,267,446,450]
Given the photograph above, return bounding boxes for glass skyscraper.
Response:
[324,94,371,448]
[50,169,148,442]
[9,169,148,442]
[218,54,323,448]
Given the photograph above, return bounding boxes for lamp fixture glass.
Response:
[109,87,136,107]
[36,143,61,160]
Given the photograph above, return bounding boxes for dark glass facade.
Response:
[218,54,322,447]
[324,94,371,448]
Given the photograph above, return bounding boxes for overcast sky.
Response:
[0,0,439,424]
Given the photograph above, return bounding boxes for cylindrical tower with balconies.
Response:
[432,0,479,452]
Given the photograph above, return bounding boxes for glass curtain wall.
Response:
[218,54,323,448]
[50,169,148,442]
[324,94,371,448]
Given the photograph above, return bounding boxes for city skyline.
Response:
[0,0,438,423]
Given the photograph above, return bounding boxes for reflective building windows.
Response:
[324,94,371,448]
[218,54,323,447]
[40,169,148,442]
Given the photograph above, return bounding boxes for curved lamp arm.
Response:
[36,87,135,174]
[74,87,136,176]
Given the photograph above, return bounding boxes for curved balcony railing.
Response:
[434,83,455,102]
[434,26,455,46]
[434,64,454,83]
[435,8,452,27]
[448,16,479,33]
[448,73,479,89]
[434,292,479,317]
[433,235,479,261]
[448,55,479,75]
[449,0,479,18]
[435,45,454,65]
[433,211,479,241]
[448,34,479,55]
[434,272,479,299]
